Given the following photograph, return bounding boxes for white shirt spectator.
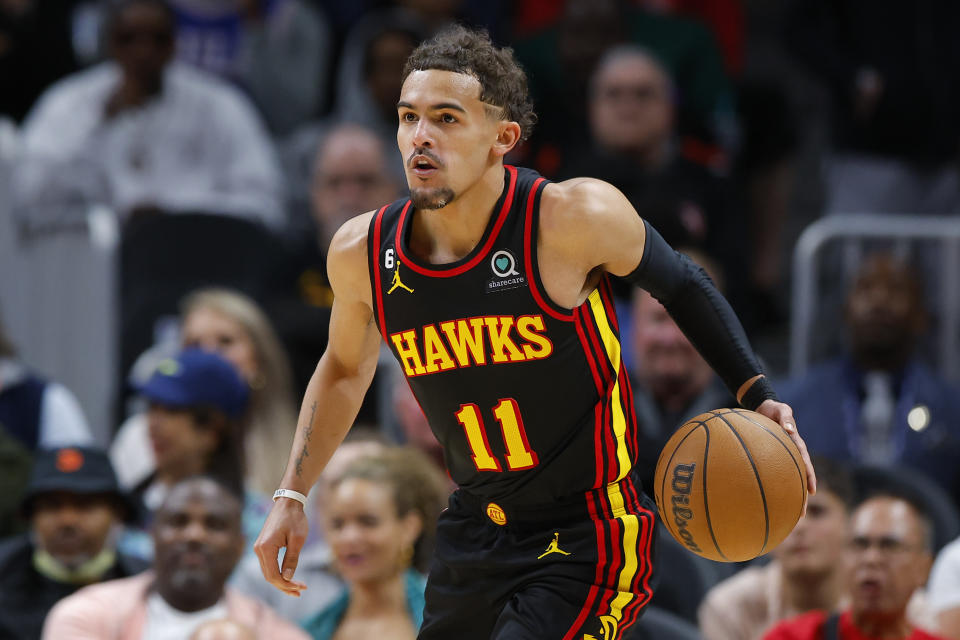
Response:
[15,62,284,230]
[142,592,227,640]
[929,537,960,614]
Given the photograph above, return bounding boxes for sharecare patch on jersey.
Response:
[389,314,554,377]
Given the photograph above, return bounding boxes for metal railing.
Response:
[791,214,960,379]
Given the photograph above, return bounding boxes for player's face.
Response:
[397,70,502,210]
[847,497,932,620]
[181,307,260,383]
[324,478,421,587]
[775,489,849,577]
[32,492,118,567]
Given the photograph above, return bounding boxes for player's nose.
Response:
[412,118,434,148]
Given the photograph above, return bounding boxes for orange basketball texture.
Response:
[653,409,807,562]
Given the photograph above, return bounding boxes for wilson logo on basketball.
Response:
[671,463,702,553]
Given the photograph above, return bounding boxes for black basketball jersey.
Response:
[368,165,641,505]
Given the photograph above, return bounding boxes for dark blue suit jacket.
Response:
[778,358,960,503]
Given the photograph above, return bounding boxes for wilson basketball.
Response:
[653,408,807,562]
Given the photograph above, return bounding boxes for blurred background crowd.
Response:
[2,0,960,638]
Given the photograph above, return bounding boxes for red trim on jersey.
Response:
[581,301,613,386]
[622,509,656,631]
[597,275,638,470]
[599,276,620,334]
[395,166,518,277]
[574,306,607,488]
[624,483,646,595]
[561,493,606,640]
[371,205,389,344]
[623,479,656,607]
[620,362,639,463]
[523,177,574,322]
[598,515,623,620]
[580,307,620,484]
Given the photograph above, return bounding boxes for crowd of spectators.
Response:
[3,0,960,638]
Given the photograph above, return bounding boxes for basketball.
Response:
[653,408,807,562]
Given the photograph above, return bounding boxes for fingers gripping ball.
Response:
[654,409,807,562]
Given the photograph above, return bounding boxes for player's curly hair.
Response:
[402,24,537,141]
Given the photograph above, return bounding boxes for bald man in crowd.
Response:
[43,477,307,639]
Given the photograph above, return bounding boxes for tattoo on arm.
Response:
[294,402,318,478]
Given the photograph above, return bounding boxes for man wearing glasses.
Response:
[763,493,945,640]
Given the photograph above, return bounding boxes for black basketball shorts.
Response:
[418,470,658,640]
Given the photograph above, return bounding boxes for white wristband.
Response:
[273,489,308,507]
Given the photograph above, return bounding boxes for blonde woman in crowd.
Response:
[112,288,298,497]
[178,288,299,495]
[302,447,448,640]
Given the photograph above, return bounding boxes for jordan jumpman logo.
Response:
[387,266,414,294]
[537,532,572,559]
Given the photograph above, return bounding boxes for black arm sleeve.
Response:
[624,220,777,410]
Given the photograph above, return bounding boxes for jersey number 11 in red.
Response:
[456,399,539,472]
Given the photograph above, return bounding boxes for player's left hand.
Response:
[755,399,817,501]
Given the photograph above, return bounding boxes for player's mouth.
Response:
[410,154,439,179]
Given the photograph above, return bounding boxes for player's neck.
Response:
[779,564,845,615]
[409,163,505,264]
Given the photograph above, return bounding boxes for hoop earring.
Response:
[399,543,414,570]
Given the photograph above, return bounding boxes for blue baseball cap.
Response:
[138,348,249,418]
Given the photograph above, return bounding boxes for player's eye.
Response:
[401,112,417,122]
[440,113,457,123]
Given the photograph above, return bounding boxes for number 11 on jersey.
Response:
[456,398,539,472]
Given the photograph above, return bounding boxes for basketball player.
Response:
[256,26,816,640]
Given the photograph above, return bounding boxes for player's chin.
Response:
[410,186,456,210]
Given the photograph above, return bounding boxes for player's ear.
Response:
[492,120,521,158]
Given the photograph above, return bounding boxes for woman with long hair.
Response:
[112,288,298,496]
[179,288,298,495]
[302,447,447,640]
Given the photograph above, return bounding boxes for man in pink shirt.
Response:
[763,493,945,640]
[43,477,308,639]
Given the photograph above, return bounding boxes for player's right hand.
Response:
[254,497,310,597]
